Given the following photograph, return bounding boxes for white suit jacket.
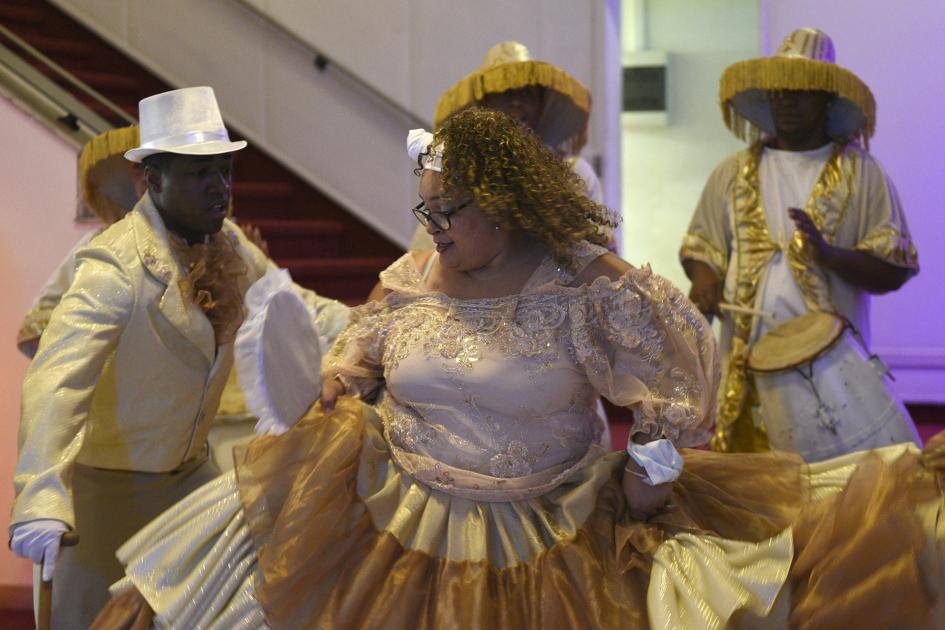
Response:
[12,193,348,528]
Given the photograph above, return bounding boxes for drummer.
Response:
[679,28,920,459]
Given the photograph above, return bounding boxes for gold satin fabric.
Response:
[789,443,943,629]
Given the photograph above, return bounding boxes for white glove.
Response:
[10,519,69,581]
[236,270,323,437]
[627,439,684,486]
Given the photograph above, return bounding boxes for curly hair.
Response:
[431,107,617,269]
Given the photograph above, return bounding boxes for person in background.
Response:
[8,87,348,628]
[409,40,609,251]
[680,28,920,459]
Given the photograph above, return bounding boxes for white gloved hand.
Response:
[627,439,684,486]
[10,519,69,581]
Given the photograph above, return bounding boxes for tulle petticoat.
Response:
[95,398,945,629]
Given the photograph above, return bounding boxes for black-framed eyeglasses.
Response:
[411,200,471,231]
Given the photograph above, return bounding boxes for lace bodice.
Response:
[327,242,717,501]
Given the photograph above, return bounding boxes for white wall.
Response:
[762,0,945,402]
[620,0,760,289]
[0,97,93,592]
[51,0,621,247]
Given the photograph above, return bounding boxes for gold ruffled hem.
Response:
[434,60,590,127]
[228,398,942,628]
[721,57,876,147]
[235,399,786,628]
[92,400,945,628]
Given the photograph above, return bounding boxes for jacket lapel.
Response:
[132,193,216,365]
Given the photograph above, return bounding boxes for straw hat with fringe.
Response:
[79,125,141,224]
[720,28,876,148]
[434,41,591,154]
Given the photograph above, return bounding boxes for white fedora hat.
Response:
[125,86,247,163]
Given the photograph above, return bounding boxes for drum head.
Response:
[748,312,847,373]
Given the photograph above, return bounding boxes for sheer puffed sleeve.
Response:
[569,266,718,448]
[322,299,390,401]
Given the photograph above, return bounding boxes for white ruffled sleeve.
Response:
[569,266,718,448]
[235,269,323,435]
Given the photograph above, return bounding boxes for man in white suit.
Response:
[9,86,348,628]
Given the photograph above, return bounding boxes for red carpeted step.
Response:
[57,69,140,95]
[0,3,45,26]
[239,218,345,259]
[277,256,394,301]
[231,180,296,218]
[0,0,403,312]
[14,32,94,59]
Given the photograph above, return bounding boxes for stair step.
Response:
[68,69,140,93]
[278,257,394,300]
[238,219,345,259]
[231,181,299,220]
[16,33,94,58]
[277,257,395,274]
[81,97,138,124]
[0,0,403,300]
[0,3,46,26]
[233,180,295,200]
[247,219,345,235]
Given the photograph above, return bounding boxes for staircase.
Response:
[0,0,401,304]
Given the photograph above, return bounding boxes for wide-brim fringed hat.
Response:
[720,27,876,147]
[79,125,141,224]
[434,41,591,153]
[125,86,247,163]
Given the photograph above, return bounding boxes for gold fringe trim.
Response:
[720,57,876,149]
[78,126,140,224]
[712,144,778,452]
[434,60,590,128]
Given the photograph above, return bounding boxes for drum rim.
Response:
[747,312,850,373]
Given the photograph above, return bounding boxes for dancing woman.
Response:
[95,108,945,629]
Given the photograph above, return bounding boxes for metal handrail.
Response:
[230,0,429,130]
[0,23,135,126]
[0,41,109,147]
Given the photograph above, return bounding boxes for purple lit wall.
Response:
[762,0,945,402]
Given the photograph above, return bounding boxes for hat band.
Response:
[139,129,233,151]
